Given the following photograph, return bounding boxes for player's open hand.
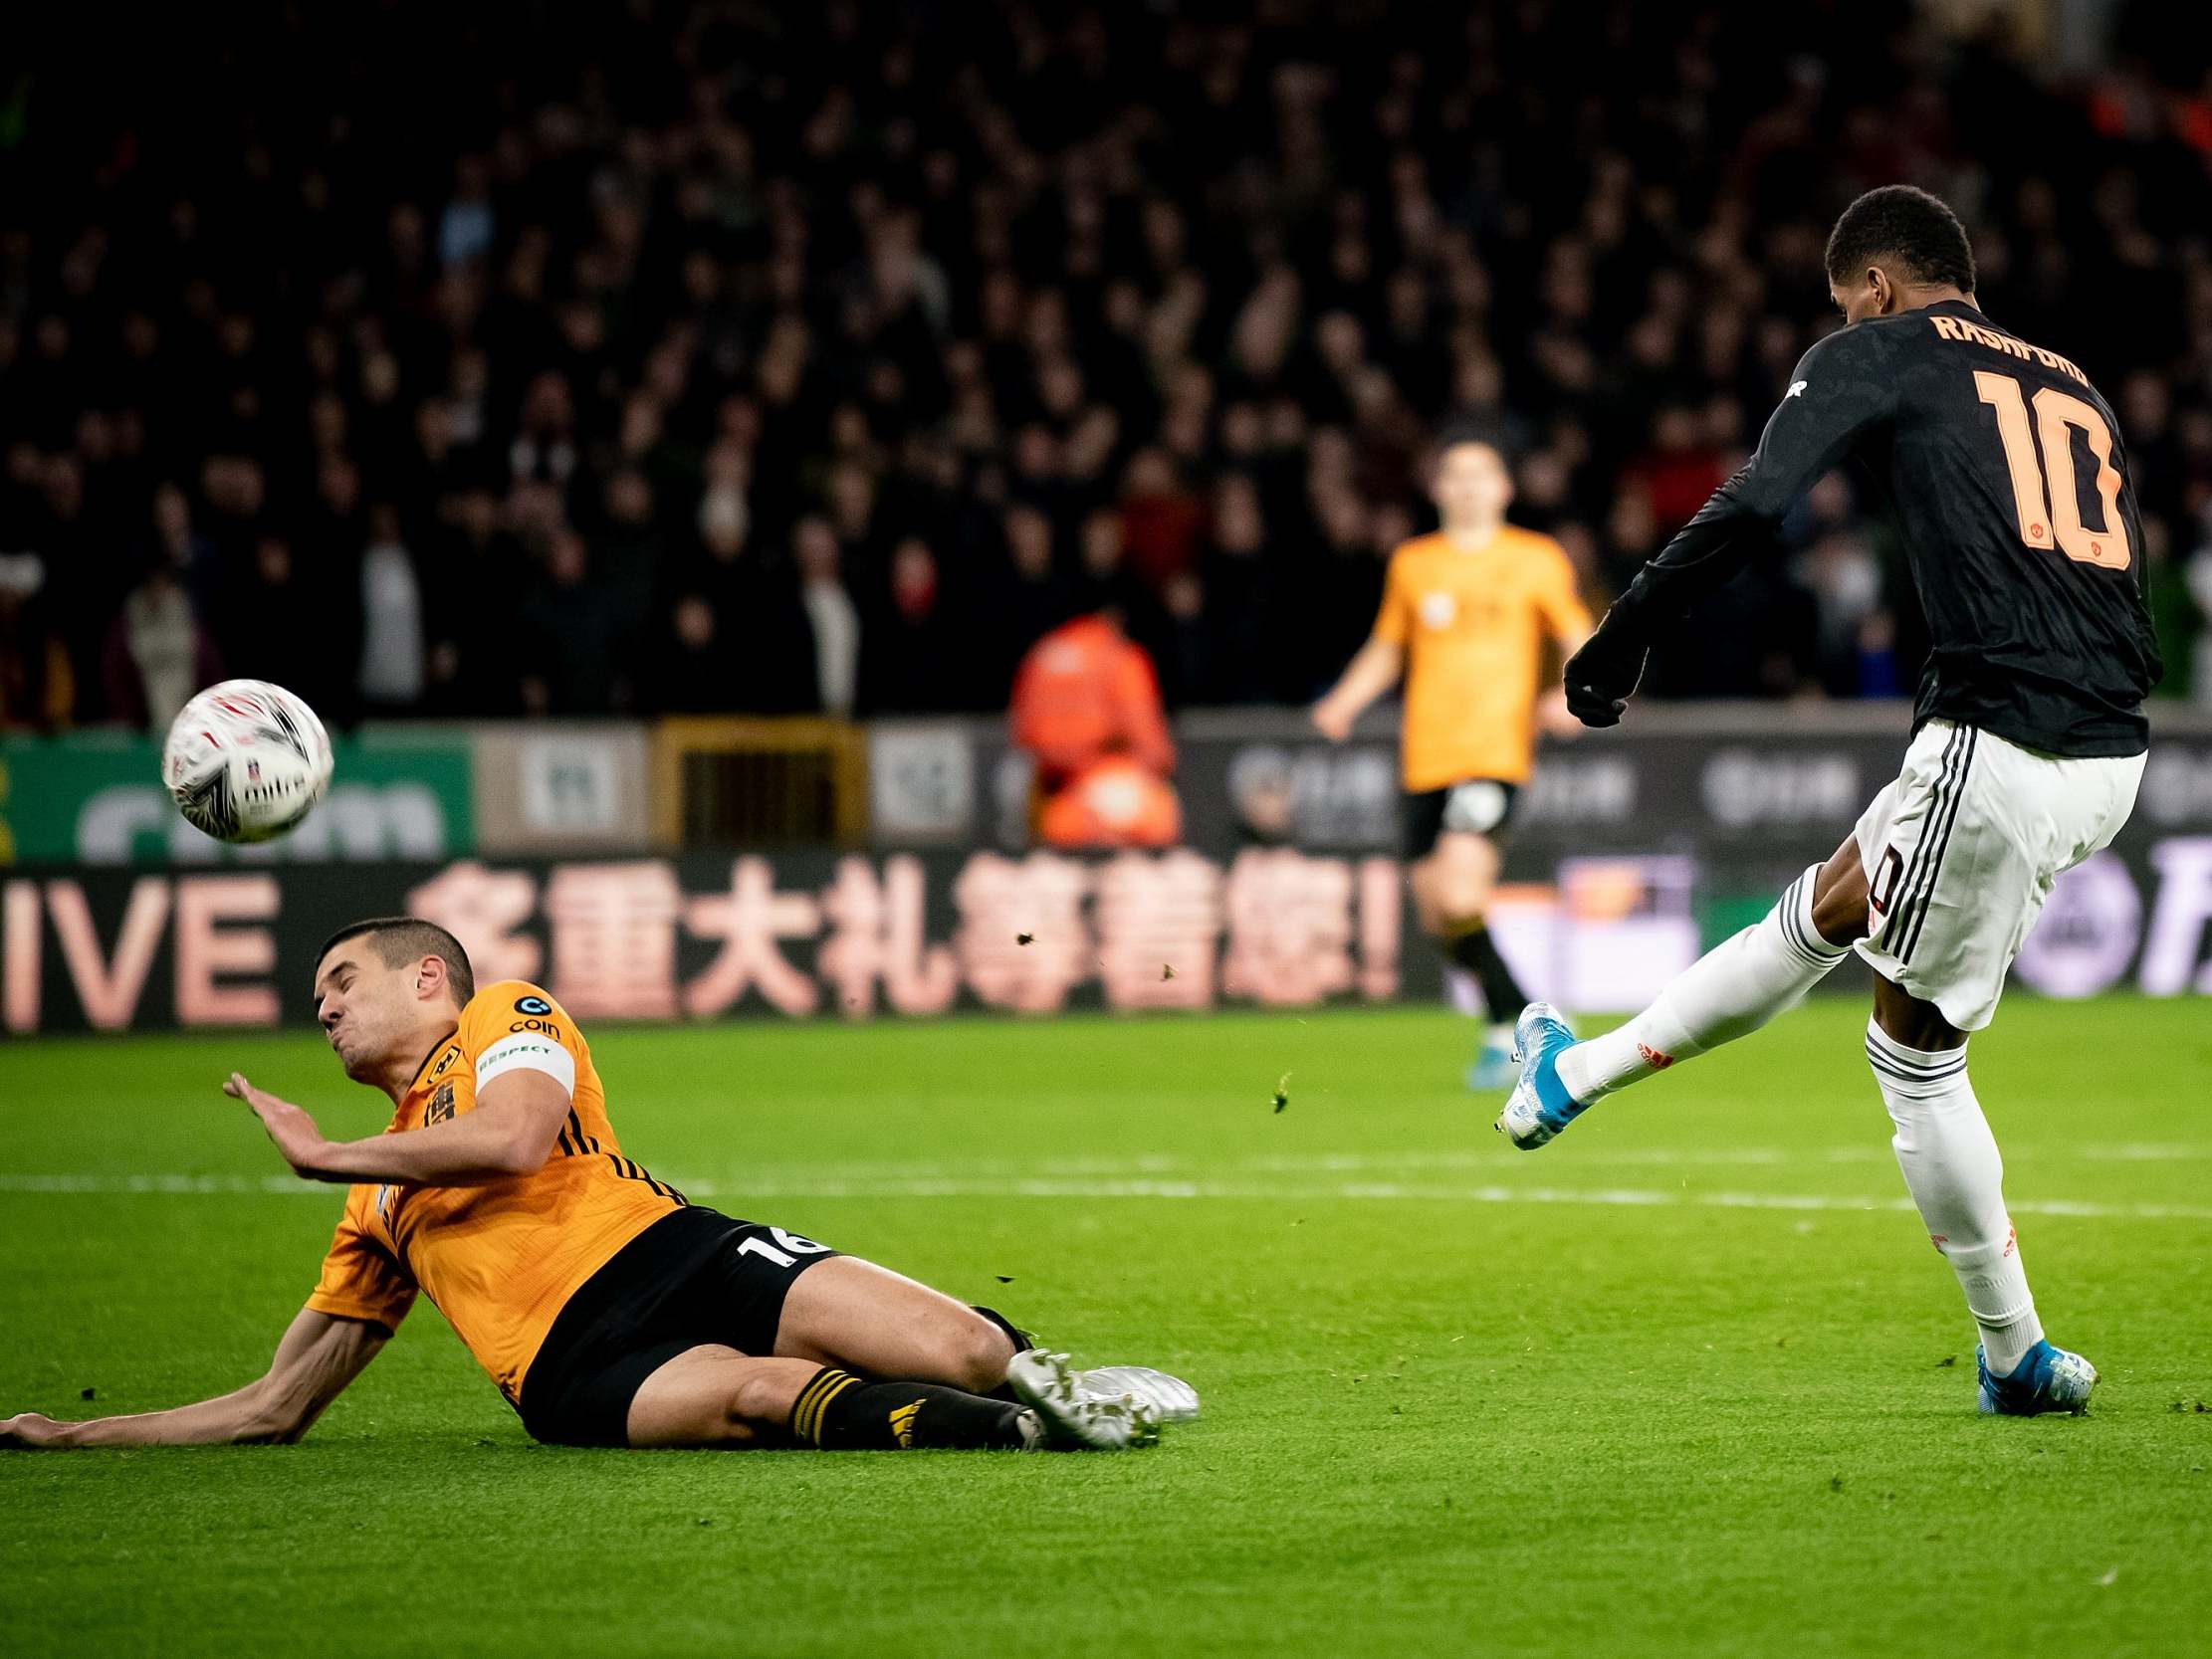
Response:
[224,1074,337,1180]
[1,1412,69,1449]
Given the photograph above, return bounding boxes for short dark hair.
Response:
[315,917,476,1005]
[1825,185,1976,294]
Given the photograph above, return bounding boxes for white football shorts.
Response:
[1854,719,2144,1031]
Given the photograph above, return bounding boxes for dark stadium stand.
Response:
[2,0,2209,729]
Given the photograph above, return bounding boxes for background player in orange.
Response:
[2,918,1194,1453]
[1312,433,1593,1088]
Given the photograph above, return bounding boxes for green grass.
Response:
[2,997,2210,1658]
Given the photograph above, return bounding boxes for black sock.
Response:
[1445,924,1528,1024]
[793,1367,1032,1451]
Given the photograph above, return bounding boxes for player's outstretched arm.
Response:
[1312,638,1404,740]
[0,1308,387,1450]
[224,1069,569,1186]
[1565,328,1895,726]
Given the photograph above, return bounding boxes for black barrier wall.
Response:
[6,833,2212,1033]
[8,708,2212,1032]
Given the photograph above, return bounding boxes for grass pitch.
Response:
[2,997,2208,1658]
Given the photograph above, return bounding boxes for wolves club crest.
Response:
[424,1081,457,1125]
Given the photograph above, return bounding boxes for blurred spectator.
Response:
[219,533,333,712]
[102,555,220,730]
[439,154,496,271]
[1797,528,1887,695]
[793,517,861,718]
[358,505,424,713]
[860,537,960,714]
[421,490,527,716]
[993,505,1078,688]
[595,469,665,667]
[1196,474,1276,704]
[1626,407,1731,537]
[519,527,618,715]
[1118,450,1207,595]
[0,555,74,728]
[651,595,732,716]
[151,485,218,614]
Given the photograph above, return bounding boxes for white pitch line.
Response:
[1,1171,2207,1222]
[0,1174,318,1195]
[33,1141,2142,1191]
[714,1176,2212,1222]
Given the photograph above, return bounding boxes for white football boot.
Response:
[1075,1364,1201,1423]
[1007,1349,1162,1449]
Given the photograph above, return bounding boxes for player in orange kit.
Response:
[2,919,1194,1453]
[1313,434,1592,1088]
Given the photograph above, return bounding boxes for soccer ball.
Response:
[162,680,334,844]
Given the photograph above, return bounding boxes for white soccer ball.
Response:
[162,679,334,844]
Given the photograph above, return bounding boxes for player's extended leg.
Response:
[1413,829,1529,1088]
[622,1344,1029,1449]
[1862,975,2088,1414]
[1496,832,1864,1147]
[624,1341,1158,1452]
[774,1255,1200,1425]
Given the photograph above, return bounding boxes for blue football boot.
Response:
[1493,1001,1590,1149]
[1976,1340,2098,1416]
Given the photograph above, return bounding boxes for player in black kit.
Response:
[1496,185,2161,1417]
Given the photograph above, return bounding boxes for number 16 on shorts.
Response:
[737,1227,833,1269]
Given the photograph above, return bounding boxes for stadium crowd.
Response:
[3,0,2212,732]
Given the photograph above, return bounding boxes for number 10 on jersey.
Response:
[1974,370,2131,570]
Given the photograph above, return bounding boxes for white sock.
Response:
[1866,1019,2043,1375]
[1556,866,1849,1102]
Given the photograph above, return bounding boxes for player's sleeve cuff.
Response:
[305,1291,411,1330]
[475,1032,577,1097]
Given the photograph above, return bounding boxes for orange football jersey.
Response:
[305,980,684,1405]
[1369,525,1592,790]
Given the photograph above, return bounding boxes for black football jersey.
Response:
[1606,299,2160,756]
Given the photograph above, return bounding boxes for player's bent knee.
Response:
[1872,973,1964,1052]
[1437,897,1492,937]
[1434,862,1497,930]
[934,1313,1016,1395]
[1416,879,1490,938]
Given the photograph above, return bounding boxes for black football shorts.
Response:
[518,1205,840,1448]
[1401,777,1521,862]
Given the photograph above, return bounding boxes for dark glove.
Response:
[1562,623,1649,728]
